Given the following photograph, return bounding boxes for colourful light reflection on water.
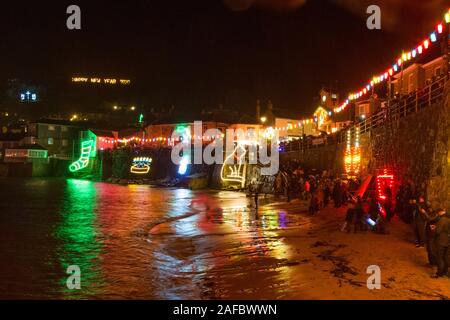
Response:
[0,179,299,299]
[55,179,103,298]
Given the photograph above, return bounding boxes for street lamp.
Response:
[260,116,267,123]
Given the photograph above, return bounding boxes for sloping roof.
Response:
[268,108,304,120]
[148,110,259,126]
[32,118,90,128]
[118,128,142,138]
[90,129,116,138]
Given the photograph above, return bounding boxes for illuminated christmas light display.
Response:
[353,127,361,174]
[376,169,394,201]
[71,77,131,85]
[333,10,449,114]
[69,140,95,172]
[178,155,189,175]
[344,127,362,176]
[130,157,152,174]
[344,130,352,175]
[220,143,247,188]
[176,126,191,175]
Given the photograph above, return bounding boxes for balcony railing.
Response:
[281,73,449,153]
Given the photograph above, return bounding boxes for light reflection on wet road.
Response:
[0,178,306,299]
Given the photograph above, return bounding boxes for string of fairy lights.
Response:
[334,9,450,114]
[98,9,450,146]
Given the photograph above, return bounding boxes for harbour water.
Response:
[0,178,294,299]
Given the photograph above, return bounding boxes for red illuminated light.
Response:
[376,170,394,201]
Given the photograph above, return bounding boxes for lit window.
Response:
[62,139,68,147]
[48,138,54,145]
[48,125,55,131]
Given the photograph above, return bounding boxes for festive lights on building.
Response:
[333,10,449,114]
[69,140,95,172]
[98,7,449,151]
[130,157,152,174]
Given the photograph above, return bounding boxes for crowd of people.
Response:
[394,183,450,279]
[274,162,361,217]
[269,162,449,278]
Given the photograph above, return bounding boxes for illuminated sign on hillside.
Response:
[20,91,37,102]
[72,77,131,85]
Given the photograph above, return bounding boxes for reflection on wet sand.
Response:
[149,193,303,299]
[3,179,448,299]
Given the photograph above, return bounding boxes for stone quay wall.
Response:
[281,82,450,209]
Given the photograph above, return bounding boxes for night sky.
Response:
[0,0,447,116]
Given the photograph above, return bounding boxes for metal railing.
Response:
[281,74,448,153]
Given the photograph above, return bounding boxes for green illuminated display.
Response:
[69,140,94,172]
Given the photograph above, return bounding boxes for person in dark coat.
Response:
[333,180,341,208]
[403,184,414,222]
[385,187,394,222]
[424,210,439,266]
[395,185,405,221]
[410,199,423,246]
[431,209,450,278]
[353,196,365,233]
[323,183,331,208]
[415,197,430,247]
[341,182,348,206]
[309,191,320,215]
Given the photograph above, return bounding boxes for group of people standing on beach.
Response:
[391,182,449,278]
[274,163,360,217]
[270,163,449,278]
[407,197,449,278]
